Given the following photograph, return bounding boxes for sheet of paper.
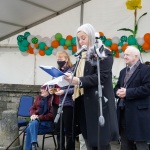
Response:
[43,76,69,87]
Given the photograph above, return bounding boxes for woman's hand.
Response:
[64,73,80,85]
[55,90,64,96]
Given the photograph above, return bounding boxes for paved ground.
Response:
[18,132,121,150]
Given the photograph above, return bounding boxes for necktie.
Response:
[124,67,130,87]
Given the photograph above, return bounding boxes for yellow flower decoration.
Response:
[126,0,142,10]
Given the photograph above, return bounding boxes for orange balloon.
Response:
[66,35,72,40]
[51,40,59,48]
[39,50,45,56]
[111,43,118,51]
[142,42,150,50]
[72,45,77,52]
[146,38,150,45]
[144,33,150,42]
[27,48,34,54]
[122,44,129,52]
[107,38,111,40]
[63,45,68,50]
[44,45,48,50]
[115,51,119,58]
[99,32,104,36]
[34,43,39,48]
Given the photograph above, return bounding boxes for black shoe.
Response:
[31,142,37,150]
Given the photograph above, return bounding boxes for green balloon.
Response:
[17,35,24,42]
[60,38,66,46]
[112,51,116,56]
[100,36,106,43]
[32,37,38,44]
[72,51,76,55]
[120,36,127,43]
[19,45,27,52]
[24,32,30,39]
[39,42,46,50]
[17,41,22,47]
[72,37,76,45]
[104,40,112,47]
[68,46,72,50]
[22,39,29,47]
[119,49,123,53]
[65,40,71,46]
[48,46,54,51]
[55,33,62,41]
[45,49,52,55]
[128,37,137,45]
[118,42,123,46]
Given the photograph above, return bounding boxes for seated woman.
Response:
[25,85,53,150]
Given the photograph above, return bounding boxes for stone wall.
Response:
[0,84,40,120]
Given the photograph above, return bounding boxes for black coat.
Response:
[114,63,150,141]
[75,49,119,146]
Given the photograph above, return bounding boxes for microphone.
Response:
[94,32,106,59]
[95,32,100,40]
[74,45,87,57]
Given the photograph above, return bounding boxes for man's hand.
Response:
[30,115,39,121]
[116,87,126,99]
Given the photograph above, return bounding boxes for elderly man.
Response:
[114,46,150,150]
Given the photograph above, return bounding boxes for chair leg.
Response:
[42,134,45,150]
[22,132,26,150]
[52,133,57,148]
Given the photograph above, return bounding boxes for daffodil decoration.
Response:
[118,0,147,37]
[126,0,142,10]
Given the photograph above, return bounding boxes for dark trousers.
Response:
[53,104,75,150]
[85,139,110,150]
[119,109,136,150]
[136,141,149,150]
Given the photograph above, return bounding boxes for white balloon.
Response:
[137,37,144,45]
[66,49,72,56]
[57,46,64,52]
[112,36,120,44]
[27,35,34,43]
[52,49,58,55]
[30,43,35,48]
[21,52,29,56]
[42,37,50,42]
[46,40,51,47]
[118,46,122,50]
[33,48,38,55]
[51,35,55,41]
[119,52,124,58]
[36,35,42,43]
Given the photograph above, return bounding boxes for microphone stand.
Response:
[54,54,82,150]
[94,38,105,150]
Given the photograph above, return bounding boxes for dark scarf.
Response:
[38,95,51,115]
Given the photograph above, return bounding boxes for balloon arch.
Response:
[17,32,150,58]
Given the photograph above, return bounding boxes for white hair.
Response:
[125,46,140,58]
